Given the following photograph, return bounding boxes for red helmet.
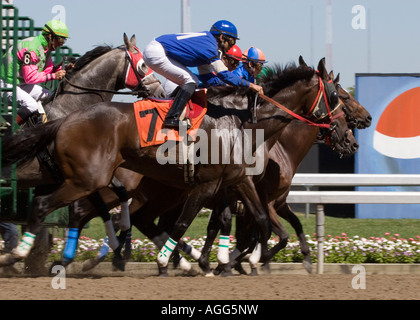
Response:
[225,45,242,61]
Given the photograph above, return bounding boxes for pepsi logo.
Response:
[373,87,420,159]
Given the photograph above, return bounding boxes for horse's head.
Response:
[123,33,151,90]
[330,71,372,129]
[123,33,165,98]
[308,58,359,156]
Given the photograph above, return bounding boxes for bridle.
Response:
[61,46,152,99]
[257,72,344,130]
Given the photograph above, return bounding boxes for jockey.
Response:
[0,19,70,125]
[163,44,244,97]
[222,44,242,71]
[143,20,264,129]
[233,46,267,83]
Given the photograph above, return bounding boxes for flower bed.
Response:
[38,233,420,264]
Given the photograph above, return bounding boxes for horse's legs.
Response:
[13,183,92,260]
[157,181,220,275]
[276,202,312,273]
[208,194,234,277]
[198,204,222,276]
[234,177,272,267]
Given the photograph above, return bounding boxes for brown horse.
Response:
[0,34,167,267]
[2,58,348,273]
[74,61,370,275]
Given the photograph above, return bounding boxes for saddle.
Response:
[134,89,207,148]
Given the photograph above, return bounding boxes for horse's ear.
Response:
[329,70,334,80]
[334,72,340,86]
[130,34,137,47]
[317,58,328,79]
[298,55,308,67]
[123,33,136,53]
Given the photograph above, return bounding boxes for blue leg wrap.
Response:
[63,228,79,262]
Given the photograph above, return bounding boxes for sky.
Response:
[7,0,420,95]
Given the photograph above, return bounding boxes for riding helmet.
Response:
[210,20,239,40]
[42,19,70,38]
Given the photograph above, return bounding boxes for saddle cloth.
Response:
[134,89,207,147]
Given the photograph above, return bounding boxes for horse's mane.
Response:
[67,45,113,78]
[42,45,114,104]
[207,62,315,100]
[258,62,315,98]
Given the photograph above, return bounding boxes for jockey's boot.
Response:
[163,82,196,130]
[16,107,33,125]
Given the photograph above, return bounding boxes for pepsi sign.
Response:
[355,74,420,219]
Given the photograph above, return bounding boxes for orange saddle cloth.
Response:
[134,89,207,147]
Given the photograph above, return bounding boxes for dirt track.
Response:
[0,274,419,300]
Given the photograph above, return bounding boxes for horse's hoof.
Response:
[249,268,259,276]
[303,259,313,274]
[261,263,271,274]
[0,254,18,267]
[82,257,103,272]
[112,256,126,271]
[205,272,215,277]
[158,266,169,277]
[49,261,65,275]
[221,270,234,277]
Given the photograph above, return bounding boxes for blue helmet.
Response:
[210,20,239,40]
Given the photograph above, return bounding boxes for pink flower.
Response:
[385,232,390,236]
[394,233,400,237]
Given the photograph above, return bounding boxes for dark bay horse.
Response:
[220,71,370,276]
[0,34,164,265]
[2,58,348,272]
[67,61,371,274]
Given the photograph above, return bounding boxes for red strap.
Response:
[259,93,331,128]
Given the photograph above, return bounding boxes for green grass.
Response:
[79,212,420,241]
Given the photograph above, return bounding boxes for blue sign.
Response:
[355,74,420,219]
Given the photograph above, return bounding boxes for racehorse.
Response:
[1,57,350,274]
[196,62,365,276]
[70,61,371,275]
[0,33,165,267]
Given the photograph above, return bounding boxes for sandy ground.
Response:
[0,274,418,300]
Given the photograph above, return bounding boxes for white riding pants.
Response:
[0,79,50,112]
[143,40,199,92]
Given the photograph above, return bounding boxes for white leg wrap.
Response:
[189,247,201,260]
[13,232,36,259]
[158,238,177,267]
[105,220,119,251]
[178,255,192,272]
[119,201,130,231]
[217,235,230,265]
[248,243,262,268]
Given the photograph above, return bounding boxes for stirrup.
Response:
[164,118,191,130]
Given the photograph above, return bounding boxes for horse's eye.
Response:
[330,91,339,106]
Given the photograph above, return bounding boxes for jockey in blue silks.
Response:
[143,20,264,129]
[233,46,267,83]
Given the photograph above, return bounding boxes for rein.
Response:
[258,93,331,129]
[61,48,150,98]
[257,74,342,129]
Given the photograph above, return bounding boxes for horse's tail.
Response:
[1,118,65,168]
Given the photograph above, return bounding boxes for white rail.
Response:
[285,174,420,274]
